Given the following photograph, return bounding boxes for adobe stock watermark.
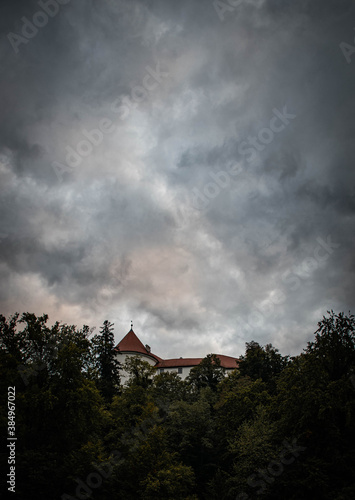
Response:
[110,63,169,120]
[236,438,306,499]
[61,450,123,500]
[190,106,296,212]
[52,62,169,182]
[242,235,340,336]
[239,214,289,252]
[340,28,355,63]
[7,0,71,55]
[52,117,116,182]
[213,0,244,22]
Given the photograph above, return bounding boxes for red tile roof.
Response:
[115,329,162,362]
[156,358,203,368]
[214,354,239,369]
[115,330,238,369]
[156,354,239,370]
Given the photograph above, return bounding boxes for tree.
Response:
[110,423,197,499]
[92,320,121,401]
[0,313,23,398]
[268,312,355,499]
[187,354,225,392]
[150,371,188,405]
[216,375,272,442]
[165,398,216,496]
[123,355,156,389]
[0,313,106,498]
[306,310,355,380]
[227,406,276,499]
[238,341,289,389]
[0,312,21,358]
[2,309,355,500]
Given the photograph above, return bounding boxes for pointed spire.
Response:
[131,320,133,330]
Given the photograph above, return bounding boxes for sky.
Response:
[0,0,354,360]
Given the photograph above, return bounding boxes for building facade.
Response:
[115,327,239,384]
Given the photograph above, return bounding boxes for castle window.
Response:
[160,368,164,374]
[178,367,182,374]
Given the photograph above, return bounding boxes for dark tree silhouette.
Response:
[187,354,225,392]
[238,340,289,387]
[306,310,355,380]
[92,320,121,401]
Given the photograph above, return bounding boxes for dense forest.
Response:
[1,311,355,499]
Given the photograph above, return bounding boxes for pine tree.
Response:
[92,320,121,401]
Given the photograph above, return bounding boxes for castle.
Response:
[114,325,239,384]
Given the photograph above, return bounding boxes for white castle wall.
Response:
[116,351,157,385]
[116,351,236,384]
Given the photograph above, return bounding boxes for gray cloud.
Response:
[0,0,354,358]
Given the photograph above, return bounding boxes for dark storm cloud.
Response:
[0,0,354,357]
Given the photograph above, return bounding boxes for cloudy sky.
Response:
[1,0,354,359]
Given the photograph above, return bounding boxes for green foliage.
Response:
[165,396,219,495]
[1,310,355,499]
[216,374,272,441]
[187,353,225,392]
[123,355,156,388]
[141,461,196,499]
[238,340,290,390]
[150,371,188,404]
[306,310,355,380]
[0,312,21,358]
[228,406,276,495]
[92,320,121,401]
